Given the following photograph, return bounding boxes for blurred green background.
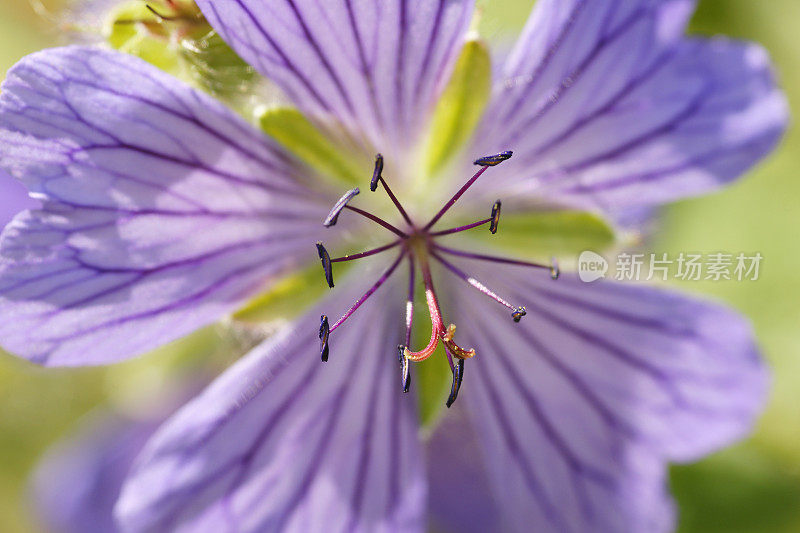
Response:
[0,0,798,531]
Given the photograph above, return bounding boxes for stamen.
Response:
[404,253,416,347]
[343,205,408,237]
[490,200,502,234]
[446,358,465,408]
[316,242,334,288]
[370,154,384,192]
[328,251,406,333]
[429,199,501,237]
[324,187,360,227]
[397,345,412,393]
[435,244,553,274]
[424,151,514,231]
[431,250,524,323]
[368,153,414,227]
[318,147,557,409]
[474,150,513,167]
[319,315,330,362]
[429,218,491,237]
[330,240,402,263]
[423,165,490,230]
[550,257,561,280]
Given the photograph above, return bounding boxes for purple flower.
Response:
[0,0,788,531]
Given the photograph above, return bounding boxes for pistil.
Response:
[402,247,474,362]
[431,250,522,321]
[370,154,414,228]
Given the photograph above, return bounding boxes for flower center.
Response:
[316,152,559,407]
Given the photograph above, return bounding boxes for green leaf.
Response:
[481,210,617,258]
[258,107,368,186]
[423,38,492,177]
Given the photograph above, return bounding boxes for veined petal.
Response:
[0,46,330,366]
[0,169,38,228]
[443,261,766,532]
[116,275,425,532]
[470,0,788,210]
[425,402,499,533]
[197,0,475,153]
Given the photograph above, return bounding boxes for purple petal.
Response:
[425,401,499,533]
[471,0,788,210]
[30,411,157,533]
[0,47,331,366]
[440,261,766,531]
[0,168,38,229]
[116,275,425,532]
[197,0,475,152]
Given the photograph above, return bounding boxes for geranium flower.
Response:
[0,0,788,531]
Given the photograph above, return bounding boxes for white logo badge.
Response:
[578,251,608,283]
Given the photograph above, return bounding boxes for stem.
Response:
[330,240,402,263]
[423,166,489,230]
[431,250,515,311]
[344,205,408,238]
[329,251,406,332]
[429,218,491,237]
[378,177,415,228]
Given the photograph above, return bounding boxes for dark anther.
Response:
[398,345,411,393]
[316,242,334,288]
[474,151,513,167]
[370,154,384,192]
[490,200,502,234]
[324,187,360,227]
[550,257,560,280]
[446,359,465,408]
[319,315,330,362]
[512,306,527,323]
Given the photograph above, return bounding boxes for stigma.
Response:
[316,152,558,407]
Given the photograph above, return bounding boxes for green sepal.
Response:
[423,38,492,177]
[105,2,183,75]
[233,265,332,323]
[414,345,456,430]
[476,210,617,258]
[104,2,254,99]
[409,278,457,430]
[258,107,368,186]
[179,29,256,98]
